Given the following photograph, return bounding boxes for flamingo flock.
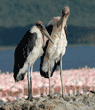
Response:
[0,67,95,102]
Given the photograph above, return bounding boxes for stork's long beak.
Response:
[42,29,54,44]
[60,17,64,37]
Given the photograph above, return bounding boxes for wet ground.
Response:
[0,91,95,110]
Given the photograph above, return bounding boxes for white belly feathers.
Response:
[47,24,67,60]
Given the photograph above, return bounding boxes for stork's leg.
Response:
[30,64,33,96]
[27,63,30,99]
[60,53,64,98]
[27,63,33,101]
[48,60,51,97]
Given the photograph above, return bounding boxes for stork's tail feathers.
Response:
[16,73,26,82]
[41,59,54,76]
[13,72,25,82]
[40,56,60,78]
[13,66,26,82]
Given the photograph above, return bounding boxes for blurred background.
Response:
[0,0,95,73]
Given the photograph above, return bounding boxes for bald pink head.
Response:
[36,20,43,25]
[62,6,70,17]
[35,20,45,30]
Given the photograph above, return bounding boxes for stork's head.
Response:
[35,21,54,44]
[62,6,70,18]
[35,21,45,31]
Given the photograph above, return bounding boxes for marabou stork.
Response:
[40,6,70,98]
[13,21,54,100]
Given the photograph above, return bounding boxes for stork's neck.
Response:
[57,15,66,28]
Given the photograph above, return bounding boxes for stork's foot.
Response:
[26,95,33,101]
[47,94,53,99]
[62,95,64,99]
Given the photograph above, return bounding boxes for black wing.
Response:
[13,30,37,81]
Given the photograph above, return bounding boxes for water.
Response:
[0,45,95,73]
